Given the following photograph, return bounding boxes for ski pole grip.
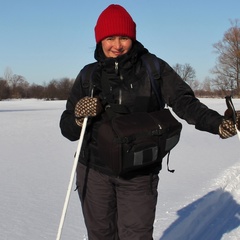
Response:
[225,96,237,124]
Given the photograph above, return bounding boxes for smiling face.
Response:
[101,36,133,58]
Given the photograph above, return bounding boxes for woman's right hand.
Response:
[74,97,103,126]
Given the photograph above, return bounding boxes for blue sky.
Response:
[1,0,239,85]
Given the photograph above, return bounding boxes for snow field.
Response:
[0,98,240,239]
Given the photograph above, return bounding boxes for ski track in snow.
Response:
[1,98,240,240]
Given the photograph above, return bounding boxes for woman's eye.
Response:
[120,36,129,40]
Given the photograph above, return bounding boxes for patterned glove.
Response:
[75,97,102,126]
[219,110,240,139]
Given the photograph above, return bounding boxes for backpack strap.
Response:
[81,62,98,96]
[141,53,165,109]
[142,54,175,173]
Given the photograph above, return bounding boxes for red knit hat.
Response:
[94,4,136,43]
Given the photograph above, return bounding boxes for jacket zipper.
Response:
[115,61,123,104]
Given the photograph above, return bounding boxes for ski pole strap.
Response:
[225,96,237,124]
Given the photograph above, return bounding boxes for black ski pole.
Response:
[225,95,240,140]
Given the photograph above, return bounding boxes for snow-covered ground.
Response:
[0,98,240,240]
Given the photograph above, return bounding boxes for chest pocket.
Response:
[102,65,152,113]
[125,68,151,112]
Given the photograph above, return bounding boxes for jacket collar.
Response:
[94,41,148,73]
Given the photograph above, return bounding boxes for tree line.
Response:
[1,19,239,100]
[0,74,74,100]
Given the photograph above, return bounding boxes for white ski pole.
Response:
[56,116,88,240]
[236,125,240,140]
[225,96,240,140]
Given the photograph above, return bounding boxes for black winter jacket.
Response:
[60,41,223,177]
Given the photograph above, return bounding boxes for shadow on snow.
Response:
[160,189,240,240]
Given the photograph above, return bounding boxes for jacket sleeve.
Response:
[59,69,88,141]
[159,59,223,134]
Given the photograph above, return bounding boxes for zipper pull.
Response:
[119,89,122,104]
[115,61,119,75]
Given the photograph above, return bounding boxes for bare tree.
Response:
[45,79,58,100]
[56,78,74,100]
[9,74,29,98]
[172,63,197,90]
[173,63,196,82]
[197,77,223,98]
[28,84,45,99]
[0,78,10,100]
[202,77,213,92]
[211,19,240,96]
[4,67,13,83]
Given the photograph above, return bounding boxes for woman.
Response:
[60,4,239,240]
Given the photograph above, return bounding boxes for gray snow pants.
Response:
[76,163,159,240]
